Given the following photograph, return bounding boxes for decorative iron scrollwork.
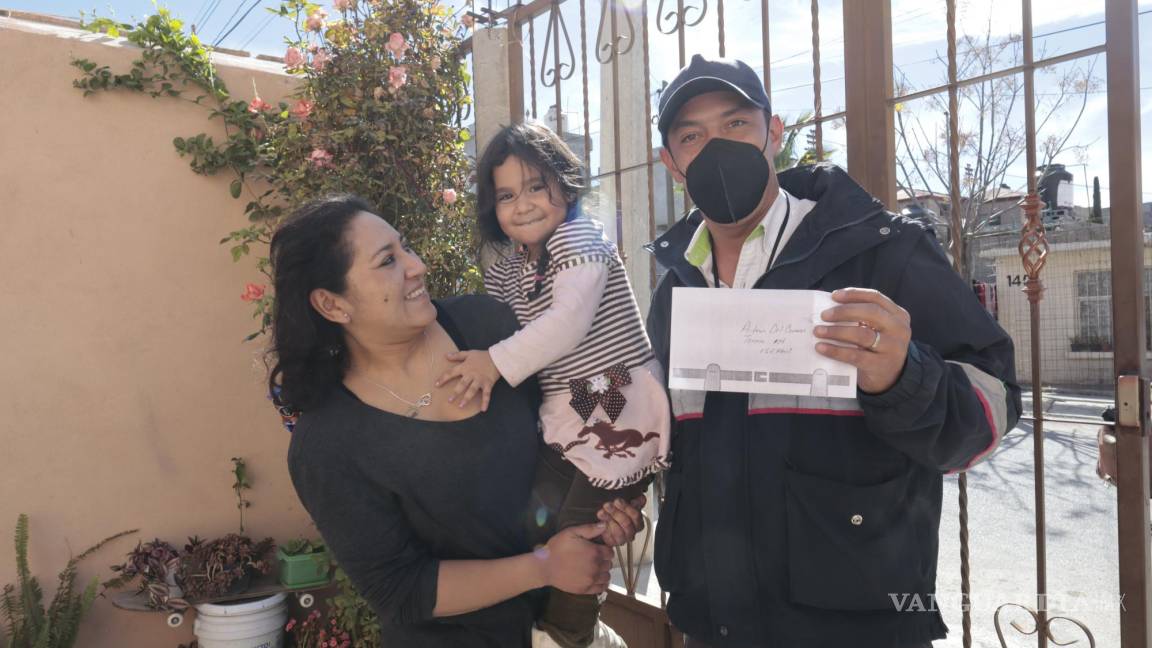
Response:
[595,0,636,63]
[1018,192,1049,302]
[541,1,576,87]
[656,0,707,35]
[457,99,473,125]
[994,602,1095,647]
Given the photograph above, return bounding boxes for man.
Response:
[646,55,1021,648]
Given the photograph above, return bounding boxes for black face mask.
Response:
[682,136,771,224]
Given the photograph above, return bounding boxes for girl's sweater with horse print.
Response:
[485,216,670,489]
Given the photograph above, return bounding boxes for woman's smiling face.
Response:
[336,212,436,331]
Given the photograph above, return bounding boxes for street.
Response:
[936,393,1121,648]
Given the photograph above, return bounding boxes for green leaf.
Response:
[229,179,242,199]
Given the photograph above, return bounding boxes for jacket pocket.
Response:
[653,471,684,592]
[784,467,926,611]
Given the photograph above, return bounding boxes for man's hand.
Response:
[813,288,912,394]
[435,350,502,411]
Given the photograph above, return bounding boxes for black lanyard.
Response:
[711,193,791,287]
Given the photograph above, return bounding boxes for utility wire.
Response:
[240,11,278,52]
[214,0,264,48]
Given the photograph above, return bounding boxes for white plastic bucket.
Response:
[193,592,288,648]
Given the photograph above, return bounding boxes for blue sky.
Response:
[8,0,1152,206]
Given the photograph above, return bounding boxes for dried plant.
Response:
[180,534,274,601]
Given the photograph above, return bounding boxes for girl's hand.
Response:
[539,523,614,595]
[435,350,502,411]
[597,495,646,547]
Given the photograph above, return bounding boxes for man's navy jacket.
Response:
[646,164,1021,648]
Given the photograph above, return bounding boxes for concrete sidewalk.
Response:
[937,415,1121,648]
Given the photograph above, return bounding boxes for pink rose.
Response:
[461,13,475,28]
[306,9,328,32]
[333,0,355,11]
[241,283,266,302]
[247,96,271,113]
[389,66,408,90]
[308,148,334,168]
[387,32,409,58]
[312,48,332,71]
[441,188,458,204]
[283,46,304,69]
[291,99,314,119]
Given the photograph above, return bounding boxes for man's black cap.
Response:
[657,55,771,139]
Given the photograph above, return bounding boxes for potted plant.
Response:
[277,538,331,588]
[180,533,275,600]
[104,537,188,611]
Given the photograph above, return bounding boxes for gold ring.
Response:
[869,329,882,351]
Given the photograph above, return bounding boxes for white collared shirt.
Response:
[684,188,817,288]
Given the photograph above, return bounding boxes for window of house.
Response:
[1074,270,1112,351]
[1072,269,1152,352]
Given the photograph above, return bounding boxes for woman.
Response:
[271,195,644,647]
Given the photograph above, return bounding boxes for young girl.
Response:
[436,121,671,648]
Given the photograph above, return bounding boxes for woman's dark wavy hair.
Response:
[267,194,381,414]
[475,121,586,248]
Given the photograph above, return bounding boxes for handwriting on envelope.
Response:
[668,288,857,398]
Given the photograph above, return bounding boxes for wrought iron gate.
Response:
[460,1,1151,645]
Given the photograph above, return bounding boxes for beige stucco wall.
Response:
[986,241,1151,386]
[0,15,313,646]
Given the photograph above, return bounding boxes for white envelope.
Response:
[668,287,857,398]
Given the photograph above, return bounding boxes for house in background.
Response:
[980,230,1152,386]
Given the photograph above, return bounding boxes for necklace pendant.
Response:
[406,393,433,418]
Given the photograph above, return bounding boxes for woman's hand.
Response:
[597,495,646,547]
[539,523,614,595]
[435,350,502,410]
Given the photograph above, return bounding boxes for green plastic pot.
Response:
[276,546,331,589]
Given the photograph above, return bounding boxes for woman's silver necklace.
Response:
[362,332,434,418]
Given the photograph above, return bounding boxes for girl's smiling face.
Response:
[492,155,570,260]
